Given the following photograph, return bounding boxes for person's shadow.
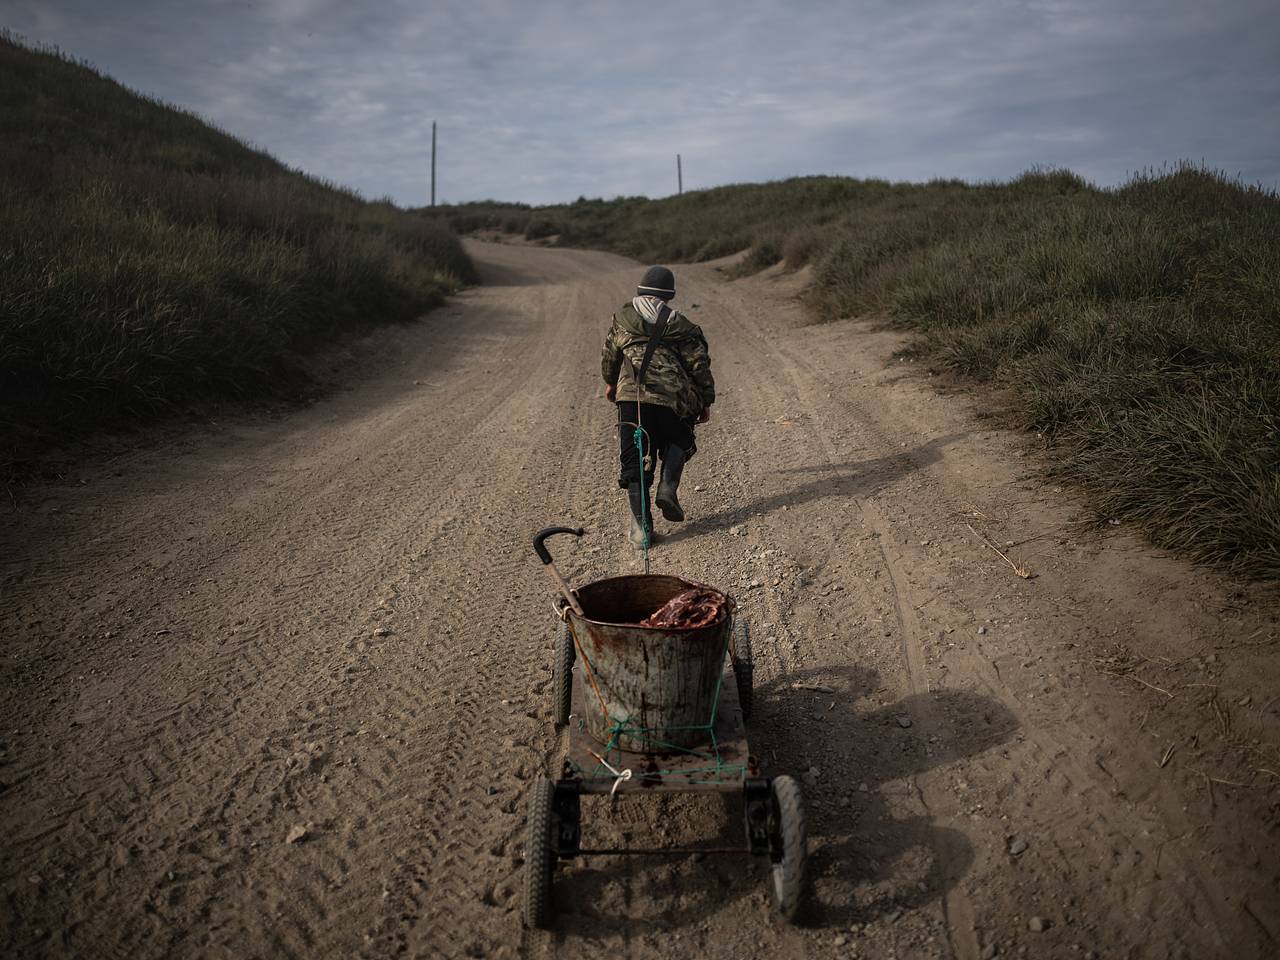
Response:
[549,661,1017,933]
[751,664,1017,925]
[661,432,968,546]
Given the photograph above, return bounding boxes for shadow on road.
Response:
[753,664,1017,927]
[660,432,969,547]
[550,661,1017,933]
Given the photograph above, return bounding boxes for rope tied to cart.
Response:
[633,422,651,572]
[587,749,633,799]
[566,611,749,787]
[537,528,750,791]
[614,386,654,573]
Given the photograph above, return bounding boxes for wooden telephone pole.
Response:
[430,121,437,207]
[677,153,683,195]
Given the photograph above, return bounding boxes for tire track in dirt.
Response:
[753,325,988,959]
[679,278,978,953]
[10,338,537,956]
[778,334,1244,955]
[703,265,1263,957]
[2,248,641,959]
[382,283,613,959]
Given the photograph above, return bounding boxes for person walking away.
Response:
[601,266,715,548]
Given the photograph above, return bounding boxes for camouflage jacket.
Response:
[601,302,715,419]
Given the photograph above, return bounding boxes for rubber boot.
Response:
[655,445,687,522]
[627,481,653,549]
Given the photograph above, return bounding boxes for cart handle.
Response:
[533,526,587,618]
[533,526,585,565]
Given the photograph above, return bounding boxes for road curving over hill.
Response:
[2,240,1277,959]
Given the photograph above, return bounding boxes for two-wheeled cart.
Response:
[524,526,808,928]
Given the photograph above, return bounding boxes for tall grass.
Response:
[0,34,475,469]
[445,168,1280,578]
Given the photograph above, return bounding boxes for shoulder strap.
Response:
[632,302,672,389]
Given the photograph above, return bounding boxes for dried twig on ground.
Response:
[965,522,1036,579]
[1192,770,1251,788]
[1097,668,1175,699]
[1211,698,1231,738]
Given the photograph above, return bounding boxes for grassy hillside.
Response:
[446,170,1280,578]
[0,33,475,469]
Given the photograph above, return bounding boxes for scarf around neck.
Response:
[632,295,670,326]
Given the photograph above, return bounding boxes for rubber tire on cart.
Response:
[769,774,807,921]
[524,777,557,929]
[553,621,574,727]
[732,619,754,721]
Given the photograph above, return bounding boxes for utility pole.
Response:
[677,153,683,195]
[431,121,437,207]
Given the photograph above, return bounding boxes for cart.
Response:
[525,526,808,929]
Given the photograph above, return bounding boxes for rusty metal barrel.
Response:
[564,574,733,752]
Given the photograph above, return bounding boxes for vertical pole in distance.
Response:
[431,121,437,207]
[677,153,683,195]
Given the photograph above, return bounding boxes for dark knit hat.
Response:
[637,265,675,299]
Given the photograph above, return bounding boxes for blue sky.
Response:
[8,0,1279,205]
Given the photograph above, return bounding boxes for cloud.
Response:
[7,0,1279,203]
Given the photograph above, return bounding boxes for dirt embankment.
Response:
[2,240,1276,959]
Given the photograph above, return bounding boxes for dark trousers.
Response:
[617,402,696,488]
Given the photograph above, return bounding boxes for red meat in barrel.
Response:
[641,587,728,629]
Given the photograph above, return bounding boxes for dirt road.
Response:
[3,241,1277,959]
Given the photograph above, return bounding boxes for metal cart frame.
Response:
[525,527,808,928]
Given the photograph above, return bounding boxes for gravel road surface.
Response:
[3,241,1277,959]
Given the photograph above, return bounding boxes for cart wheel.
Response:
[524,777,557,929]
[732,619,754,721]
[553,621,574,727]
[768,774,807,922]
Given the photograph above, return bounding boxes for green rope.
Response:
[633,424,650,572]
[574,615,745,786]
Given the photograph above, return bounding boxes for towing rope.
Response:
[565,613,748,788]
[617,392,654,573]
[587,749,633,800]
[633,422,651,573]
